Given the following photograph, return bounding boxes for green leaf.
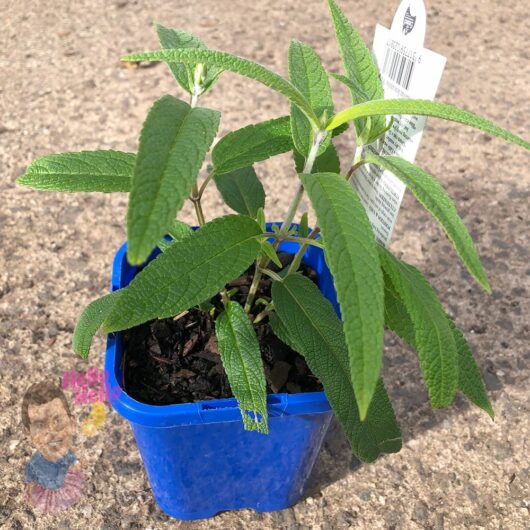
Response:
[366,153,490,292]
[294,141,341,174]
[300,172,384,419]
[17,151,135,192]
[288,40,334,156]
[260,240,282,268]
[73,291,122,358]
[378,247,458,408]
[122,48,319,128]
[167,219,194,240]
[448,318,494,419]
[299,212,309,238]
[327,0,385,138]
[103,215,262,332]
[214,166,265,217]
[383,272,493,418]
[330,72,370,106]
[212,116,293,175]
[271,274,401,462]
[155,24,222,95]
[156,24,202,91]
[157,220,193,252]
[127,95,220,265]
[383,283,416,347]
[215,301,268,433]
[256,207,266,232]
[326,99,530,152]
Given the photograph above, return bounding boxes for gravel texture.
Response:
[1,0,529,528]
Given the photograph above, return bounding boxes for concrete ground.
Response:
[1,0,529,528]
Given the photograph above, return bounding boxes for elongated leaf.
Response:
[366,153,490,292]
[327,0,385,138]
[127,95,220,265]
[378,247,458,407]
[103,215,261,332]
[212,116,293,175]
[300,172,384,419]
[271,274,401,462]
[326,99,530,151]
[167,219,193,240]
[17,151,135,192]
[448,318,494,419]
[383,283,416,346]
[122,48,319,127]
[214,166,265,217]
[288,40,333,157]
[294,142,341,174]
[213,117,347,175]
[383,273,493,418]
[215,301,268,433]
[213,116,292,175]
[330,72,370,106]
[156,24,203,92]
[156,24,222,95]
[261,240,282,268]
[157,220,193,252]
[73,291,122,358]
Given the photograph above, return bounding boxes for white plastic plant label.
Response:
[352,0,446,246]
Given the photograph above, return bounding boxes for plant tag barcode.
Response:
[352,0,446,247]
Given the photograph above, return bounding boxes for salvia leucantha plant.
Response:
[19,0,529,462]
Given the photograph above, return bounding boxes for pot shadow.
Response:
[304,334,507,497]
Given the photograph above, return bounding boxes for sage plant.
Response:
[19,0,529,462]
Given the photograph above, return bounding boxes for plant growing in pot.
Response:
[18,0,529,520]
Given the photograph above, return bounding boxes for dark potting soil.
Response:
[123,252,324,405]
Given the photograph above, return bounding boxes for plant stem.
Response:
[190,190,206,226]
[346,145,365,182]
[258,268,283,282]
[279,130,325,238]
[244,130,326,313]
[264,232,323,249]
[189,81,207,227]
[288,226,320,274]
[198,170,215,199]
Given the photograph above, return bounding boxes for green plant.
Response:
[18,0,529,462]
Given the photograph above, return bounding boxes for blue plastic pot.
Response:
[105,229,339,520]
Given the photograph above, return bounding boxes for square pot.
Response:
[105,230,339,520]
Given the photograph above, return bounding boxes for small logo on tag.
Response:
[402,7,416,35]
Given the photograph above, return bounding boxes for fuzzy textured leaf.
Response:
[448,318,494,419]
[215,301,268,433]
[288,40,334,156]
[327,99,530,152]
[18,151,135,193]
[73,291,122,358]
[378,247,458,408]
[383,274,493,418]
[212,117,293,175]
[366,153,490,292]
[327,0,385,138]
[157,220,193,252]
[271,274,401,462]
[127,95,220,265]
[214,166,265,217]
[103,215,262,332]
[156,24,204,92]
[300,172,384,419]
[122,48,319,127]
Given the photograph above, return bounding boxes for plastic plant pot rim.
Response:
[105,223,332,429]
